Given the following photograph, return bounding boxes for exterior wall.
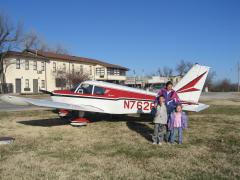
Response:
[47,60,95,91]
[4,57,46,93]
[125,76,183,88]
[94,65,126,82]
[4,56,127,93]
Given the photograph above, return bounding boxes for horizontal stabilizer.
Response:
[182,103,209,112]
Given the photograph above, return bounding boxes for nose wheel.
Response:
[70,111,91,126]
[70,118,90,126]
[58,110,91,126]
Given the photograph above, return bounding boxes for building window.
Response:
[41,80,45,88]
[56,78,66,88]
[25,79,29,88]
[33,61,37,70]
[114,69,120,75]
[107,68,114,75]
[89,66,92,75]
[120,70,126,76]
[107,68,121,76]
[80,65,83,73]
[25,60,29,70]
[63,63,66,72]
[96,68,105,76]
[53,62,56,72]
[41,62,45,71]
[72,64,74,74]
[16,59,20,69]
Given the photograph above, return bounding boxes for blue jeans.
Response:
[170,127,183,144]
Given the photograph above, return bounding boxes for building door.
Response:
[33,79,38,93]
[15,79,21,93]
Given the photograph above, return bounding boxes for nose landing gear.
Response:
[58,110,91,126]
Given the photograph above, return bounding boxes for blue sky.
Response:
[1,0,240,82]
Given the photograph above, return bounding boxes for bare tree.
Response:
[0,13,23,52]
[23,31,40,50]
[22,30,54,52]
[67,71,90,87]
[176,60,193,76]
[212,79,235,92]
[220,79,231,92]
[157,66,173,77]
[55,70,90,89]
[205,70,216,90]
[157,67,163,77]
[0,12,70,93]
[163,66,173,77]
[53,43,69,55]
[0,13,23,93]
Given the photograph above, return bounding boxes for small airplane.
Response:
[1,64,210,126]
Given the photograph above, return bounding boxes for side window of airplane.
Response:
[79,84,93,94]
[93,86,105,95]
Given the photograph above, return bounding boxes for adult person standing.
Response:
[155,81,180,141]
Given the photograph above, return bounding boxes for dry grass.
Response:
[0,103,240,180]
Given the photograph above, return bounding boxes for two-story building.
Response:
[2,49,128,93]
[125,75,182,90]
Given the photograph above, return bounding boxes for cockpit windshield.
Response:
[76,83,93,94]
[70,84,80,92]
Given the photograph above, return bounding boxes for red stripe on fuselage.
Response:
[53,87,156,101]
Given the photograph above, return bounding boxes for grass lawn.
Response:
[0,104,240,180]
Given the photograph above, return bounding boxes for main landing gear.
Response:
[58,109,91,126]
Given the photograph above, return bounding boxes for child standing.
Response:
[168,104,188,144]
[152,95,168,145]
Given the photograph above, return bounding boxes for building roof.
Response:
[25,49,129,70]
[2,51,49,61]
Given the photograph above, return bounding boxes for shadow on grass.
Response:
[17,118,69,127]
[86,113,152,123]
[16,112,152,127]
[126,121,153,142]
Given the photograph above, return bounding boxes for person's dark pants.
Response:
[165,113,171,142]
[170,127,183,144]
[152,123,165,144]
[165,125,171,142]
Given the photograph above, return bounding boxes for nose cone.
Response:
[0,95,30,106]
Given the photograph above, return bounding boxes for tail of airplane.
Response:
[174,64,210,112]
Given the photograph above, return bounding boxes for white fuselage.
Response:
[51,95,155,114]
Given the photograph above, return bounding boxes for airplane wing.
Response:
[0,95,104,113]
